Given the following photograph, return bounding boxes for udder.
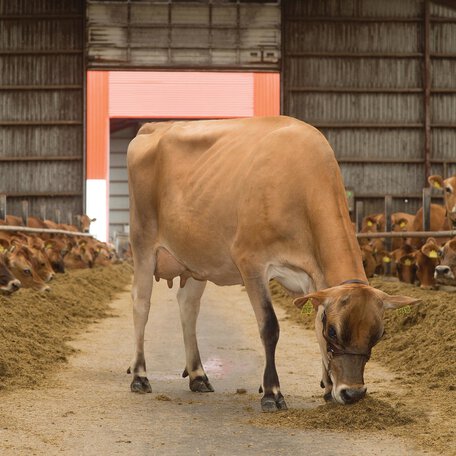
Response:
[155,247,189,288]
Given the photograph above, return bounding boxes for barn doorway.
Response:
[86,71,280,242]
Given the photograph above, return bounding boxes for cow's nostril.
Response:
[340,387,366,404]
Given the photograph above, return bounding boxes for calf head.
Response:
[294,284,419,405]
[434,238,456,285]
[429,174,456,227]
[360,245,376,278]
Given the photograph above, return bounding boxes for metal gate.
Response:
[282,0,456,216]
[0,0,85,219]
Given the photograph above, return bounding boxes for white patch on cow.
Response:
[272,386,280,396]
[267,265,316,295]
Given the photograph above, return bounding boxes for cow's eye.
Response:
[445,186,452,194]
[23,268,31,275]
[328,326,337,339]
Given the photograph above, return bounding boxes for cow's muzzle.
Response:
[339,386,367,404]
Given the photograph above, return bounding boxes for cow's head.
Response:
[429,175,456,227]
[294,284,419,405]
[416,237,441,289]
[6,245,50,292]
[77,215,96,233]
[0,240,21,295]
[434,238,456,285]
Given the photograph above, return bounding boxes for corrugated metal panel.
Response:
[283,0,456,216]
[288,93,423,123]
[283,0,422,17]
[0,0,84,219]
[322,129,423,160]
[109,72,254,118]
[87,0,281,70]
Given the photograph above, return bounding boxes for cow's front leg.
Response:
[242,274,287,412]
[177,278,214,393]
[128,254,155,394]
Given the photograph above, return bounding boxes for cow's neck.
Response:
[311,212,367,289]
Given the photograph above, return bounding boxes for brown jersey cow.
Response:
[127,116,419,410]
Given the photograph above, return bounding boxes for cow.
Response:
[391,244,417,285]
[411,204,450,249]
[126,117,420,410]
[428,174,456,228]
[434,238,456,286]
[415,238,441,289]
[76,215,96,233]
[0,240,21,294]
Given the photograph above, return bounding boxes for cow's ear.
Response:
[449,239,456,252]
[90,217,97,222]
[421,239,440,259]
[294,291,327,311]
[382,294,421,310]
[428,175,444,190]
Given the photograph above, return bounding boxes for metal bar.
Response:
[0,194,6,221]
[82,4,87,216]
[355,201,364,233]
[0,121,83,126]
[357,230,456,239]
[21,200,29,226]
[0,156,82,162]
[351,193,444,199]
[88,23,279,31]
[55,209,61,225]
[384,196,393,274]
[424,0,432,184]
[423,187,432,231]
[338,158,424,164]
[67,211,73,225]
[0,225,92,237]
[0,85,82,91]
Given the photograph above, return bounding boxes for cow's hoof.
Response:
[130,375,152,394]
[189,376,214,393]
[261,394,288,412]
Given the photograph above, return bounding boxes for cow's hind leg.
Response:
[177,278,213,393]
[240,270,287,412]
[128,251,155,394]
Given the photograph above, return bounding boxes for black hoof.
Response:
[130,375,152,394]
[261,393,288,412]
[189,376,214,393]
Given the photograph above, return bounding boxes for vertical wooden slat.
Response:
[384,195,392,274]
[355,200,364,233]
[423,187,431,231]
[0,194,7,221]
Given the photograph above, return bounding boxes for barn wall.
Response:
[86,0,280,70]
[282,0,456,217]
[0,0,84,220]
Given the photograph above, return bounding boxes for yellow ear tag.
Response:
[301,299,313,316]
[433,181,442,189]
[367,221,373,227]
[404,259,412,266]
[429,250,438,259]
[400,221,406,228]
[45,243,52,249]
[383,256,391,263]
[0,245,4,253]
